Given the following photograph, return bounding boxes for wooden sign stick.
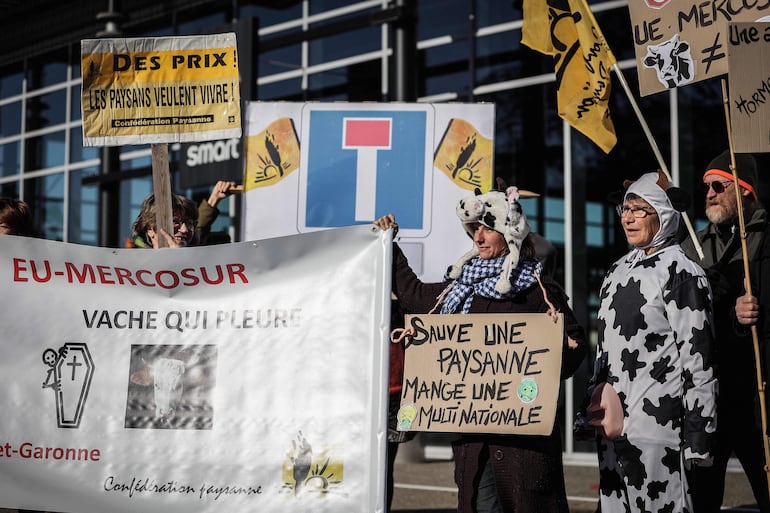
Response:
[151,143,174,249]
[722,78,770,491]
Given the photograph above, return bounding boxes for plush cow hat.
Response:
[448,186,531,294]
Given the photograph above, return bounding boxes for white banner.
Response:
[0,226,390,513]
[240,101,496,282]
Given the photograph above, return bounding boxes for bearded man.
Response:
[681,150,770,513]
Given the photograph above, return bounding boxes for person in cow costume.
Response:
[590,170,718,512]
[374,186,588,513]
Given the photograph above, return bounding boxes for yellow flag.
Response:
[433,118,494,192]
[243,117,301,190]
[521,0,617,153]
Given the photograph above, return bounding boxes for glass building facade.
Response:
[1,0,768,462]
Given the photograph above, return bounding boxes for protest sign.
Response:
[241,101,495,282]
[396,313,564,436]
[728,22,770,153]
[0,225,389,513]
[627,2,770,96]
[81,33,241,146]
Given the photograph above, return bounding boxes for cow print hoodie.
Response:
[594,171,718,513]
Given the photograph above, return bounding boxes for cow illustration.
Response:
[643,34,694,89]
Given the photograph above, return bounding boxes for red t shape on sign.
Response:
[343,118,392,221]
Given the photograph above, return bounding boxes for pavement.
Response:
[391,438,765,513]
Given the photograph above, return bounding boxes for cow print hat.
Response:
[612,169,690,250]
[447,186,531,294]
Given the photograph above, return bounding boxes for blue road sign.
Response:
[299,106,434,236]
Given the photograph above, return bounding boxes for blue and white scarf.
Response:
[440,257,543,314]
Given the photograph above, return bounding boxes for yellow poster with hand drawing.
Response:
[433,118,494,192]
[81,33,241,146]
[243,117,301,190]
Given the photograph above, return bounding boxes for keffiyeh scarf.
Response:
[440,256,542,314]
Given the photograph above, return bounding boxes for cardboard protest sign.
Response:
[627,2,770,96]
[396,313,564,436]
[0,225,390,513]
[728,22,770,153]
[81,33,241,146]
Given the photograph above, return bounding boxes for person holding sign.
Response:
[590,170,717,512]
[130,192,199,248]
[680,150,770,513]
[374,186,588,513]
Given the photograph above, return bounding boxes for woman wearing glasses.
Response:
[587,170,718,512]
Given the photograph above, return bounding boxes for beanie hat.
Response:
[448,186,531,294]
[703,149,758,200]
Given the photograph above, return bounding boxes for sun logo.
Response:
[245,117,300,190]
[446,133,484,188]
[253,130,291,184]
[281,431,344,497]
[433,118,493,192]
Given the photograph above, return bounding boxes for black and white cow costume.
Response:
[593,171,717,512]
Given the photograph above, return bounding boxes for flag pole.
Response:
[609,63,704,259]
[720,78,770,490]
[575,1,704,258]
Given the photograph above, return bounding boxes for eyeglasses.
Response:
[172,218,195,230]
[702,180,733,194]
[615,205,657,218]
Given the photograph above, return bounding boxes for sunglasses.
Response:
[702,180,732,194]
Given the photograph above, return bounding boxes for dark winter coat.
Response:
[391,244,588,513]
[681,207,770,423]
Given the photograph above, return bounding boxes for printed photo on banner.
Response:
[125,344,217,430]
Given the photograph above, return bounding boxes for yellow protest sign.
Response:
[397,313,564,436]
[81,33,241,146]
